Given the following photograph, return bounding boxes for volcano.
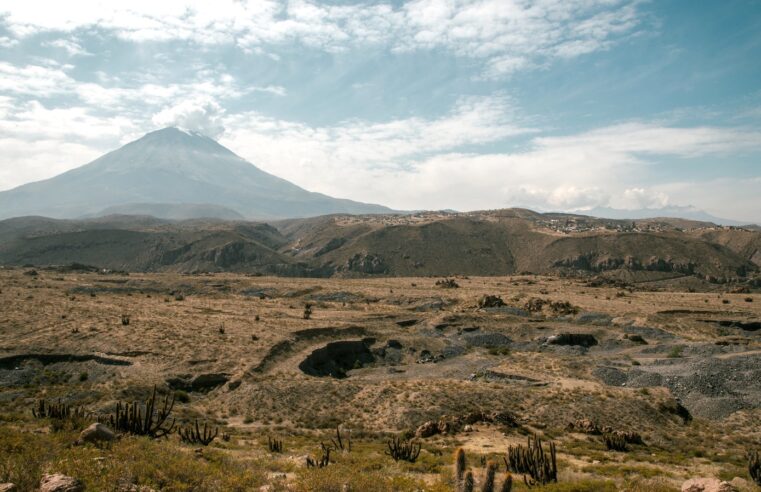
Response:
[0,127,392,220]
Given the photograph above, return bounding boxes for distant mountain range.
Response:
[0,127,392,220]
[1,209,759,284]
[583,206,751,227]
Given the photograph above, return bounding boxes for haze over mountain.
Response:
[0,127,392,220]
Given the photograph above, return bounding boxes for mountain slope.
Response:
[0,128,392,220]
[1,210,759,284]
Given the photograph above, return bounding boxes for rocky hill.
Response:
[1,210,759,287]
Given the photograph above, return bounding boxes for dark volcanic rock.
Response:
[546,333,598,347]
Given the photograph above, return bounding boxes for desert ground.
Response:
[1,266,760,491]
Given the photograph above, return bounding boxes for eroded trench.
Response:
[298,338,377,379]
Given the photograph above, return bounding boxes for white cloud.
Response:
[1,0,645,77]
[43,38,92,56]
[152,96,226,137]
[0,61,74,97]
[0,36,18,48]
[219,110,761,219]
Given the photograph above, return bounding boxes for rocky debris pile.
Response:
[596,353,761,419]
[575,312,612,325]
[462,331,512,348]
[681,478,738,492]
[415,410,518,438]
[523,297,580,316]
[39,474,84,492]
[435,278,459,289]
[415,349,442,364]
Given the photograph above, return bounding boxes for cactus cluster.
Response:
[749,450,761,486]
[505,435,557,486]
[385,436,421,463]
[268,436,284,453]
[330,425,351,452]
[454,448,513,492]
[179,419,218,446]
[108,386,176,438]
[603,432,627,452]
[306,443,331,468]
[32,399,88,421]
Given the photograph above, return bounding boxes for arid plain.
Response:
[1,266,760,491]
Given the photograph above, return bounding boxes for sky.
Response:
[0,0,760,222]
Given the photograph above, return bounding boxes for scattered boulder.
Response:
[415,421,438,438]
[39,474,84,492]
[546,333,598,348]
[395,319,419,328]
[681,478,737,492]
[477,295,505,308]
[0,484,16,492]
[78,423,115,445]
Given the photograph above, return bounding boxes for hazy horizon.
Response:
[1,1,760,223]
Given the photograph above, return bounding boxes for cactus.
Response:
[268,436,284,453]
[385,436,421,463]
[749,450,761,486]
[32,399,88,420]
[500,473,512,492]
[455,448,513,492]
[505,434,557,486]
[462,471,475,492]
[108,385,175,438]
[331,424,351,451]
[455,448,467,485]
[481,461,497,492]
[179,419,218,446]
[306,443,331,468]
[303,303,313,320]
[121,314,130,326]
[603,432,628,452]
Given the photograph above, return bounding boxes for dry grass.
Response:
[1,268,760,490]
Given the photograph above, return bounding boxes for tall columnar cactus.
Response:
[749,450,761,486]
[481,461,497,492]
[500,473,512,492]
[455,448,513,492]
[268,436,284,453]
[462,471,475,492]
[455,448,467,485]
[32,399,88,421]
[505,435,558,486]
[108,385,175,438]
